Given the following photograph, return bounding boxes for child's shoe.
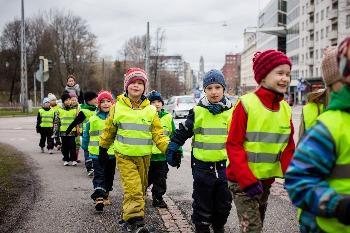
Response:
[49,150,53,154]
[152,198,167,208]
[72,161,77,166]
[56,145,61,150]
[103,192,111,206]
[95,197,104,211]
[63,161,69,166]
[87,169,94,177]
[41,147,44,153]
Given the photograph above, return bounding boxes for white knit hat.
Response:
[47,93,57,101]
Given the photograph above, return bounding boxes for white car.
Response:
[164,95,196,119]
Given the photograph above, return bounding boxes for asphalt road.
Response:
[0,105,302,233]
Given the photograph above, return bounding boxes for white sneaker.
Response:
[49,150,53,154]
[72,161,77,166]
[64,161,69,166]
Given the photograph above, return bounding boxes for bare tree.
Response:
[150,27,166,92]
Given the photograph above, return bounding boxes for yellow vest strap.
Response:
[192,141,226,150]
[329,164,350,179]
[117,123,151,131]
[116,134,153,145]
[193,127,227,135]
[247,152,281,163]
[246,132,290,143]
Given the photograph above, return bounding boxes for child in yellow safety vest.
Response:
[81,91,115,212]
[147,90,176,209]
[36,97,55,154]
[99,68,170,232]
[47,93,61,150]
[69,93,81,162]
[166,69,233,233]
[53,92,78,166]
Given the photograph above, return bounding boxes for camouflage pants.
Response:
[229,181,270,233]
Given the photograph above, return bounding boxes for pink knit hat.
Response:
[252,50,292,84]
[123,68,148,91]
[97,90,114,105]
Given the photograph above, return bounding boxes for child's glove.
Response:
[98,146,109,164]
[36,127,41,134]
[207,104,223,115]
[335,198,350,225]
[166,142,181,168]
[244,181,263,198]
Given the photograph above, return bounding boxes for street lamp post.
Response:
[20,0,28,112]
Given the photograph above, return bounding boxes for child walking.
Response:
[66,91,98,176]
[166,70,233,233]
[99,68,169,232]
[147,90,176,208]
[36,97,55,154]
[81,91,115,211]
[47,93,61,150]
[54,93,78,166]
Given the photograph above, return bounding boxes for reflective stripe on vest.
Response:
[58,108,77,132]
[113,99,157,156]
[303,102,324,130]
[88,114,114,157]
[240,92,291,179]
[152,113,173,155]
[315,110,350,233]
[39,108,55,127]
[192,105,233,162]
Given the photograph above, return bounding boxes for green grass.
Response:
[0,107,39,117]
[0,144,29,215]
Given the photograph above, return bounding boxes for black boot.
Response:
[213,225,225,233]
[152,197,168,208]
[195,224,210,233]
[95,197,104,211]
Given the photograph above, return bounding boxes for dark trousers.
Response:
[39,128,54,150]
[191,157,232,228]
[91,157,116,200]
[61,136,76,162]
[148,160,169,200]
[84,149,93,172]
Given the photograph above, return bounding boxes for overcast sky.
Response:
[0,0,270,71]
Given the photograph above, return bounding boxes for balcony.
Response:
[307,40,314,48]
[328,30,338,40]
[307,5,315,14]
[328,9,338,20]
[307,23,314,31]
[306,59,314,66]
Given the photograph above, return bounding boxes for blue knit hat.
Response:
[42,97,50,105]
[147,90,164,105]
[203,69,226,89]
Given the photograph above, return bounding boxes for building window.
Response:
[302,38,305,47]
[326,26,329,37]
[316,49,319,60]
[316,13,319,23]
[321,10,324,21]
[347,15,350,28]
[316,31,319,41]
[321,29,324,39]
[326,7,329,17]
[302,6,305,14]
[302,54,305,64]
[302,22,304,30]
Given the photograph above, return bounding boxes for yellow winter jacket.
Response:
[99,94,169,155]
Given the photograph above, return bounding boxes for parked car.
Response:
[164,95,196,119]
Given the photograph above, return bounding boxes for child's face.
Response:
[63,98,71,106]
[100,99,112,112]
[44,102,50,108]
[261,64,291,94]
[151,100,163,112]
[50,99,56,106]
[205,83,224,103]
[87,98,98,106]
[127,80,145,99]
[70,97,78,107]
[67,77,75,87]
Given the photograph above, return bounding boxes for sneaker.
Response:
[152,198,167,208]
[72,161,77,166]
[87,169,94,177]
[125,221,147,232]
[103,197,112,206]
[63,161,69,166]
[95,197,104,211]
[76,159,81,163]
[49,150,53,154]
[41,147,44,153]
[56,145,61,150]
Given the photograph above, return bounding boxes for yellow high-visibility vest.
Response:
[151,113,172,155]
[39,108,55,128]
[88,114,114,157]
[303,102,324,130]
[58,108,77,133]
[240,92,291,179]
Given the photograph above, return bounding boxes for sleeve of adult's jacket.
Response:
[99,104,117,149]
[36,112,41,131]
[225,101,258,190]
[280,118,295,174]
[171,109,194,146]
[81,121,90,151]
[152,113,169,154]
[66,111,86,134]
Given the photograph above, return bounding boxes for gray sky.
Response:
[0,0,270,71]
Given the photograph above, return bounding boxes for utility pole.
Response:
[33,73,36,106]
[102,58,105,90]
[20,0,28,112]
[145,21,150,92]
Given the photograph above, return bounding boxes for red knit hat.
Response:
[253,50,292,84]
[123,67,148,91]
[97,91,114,105]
